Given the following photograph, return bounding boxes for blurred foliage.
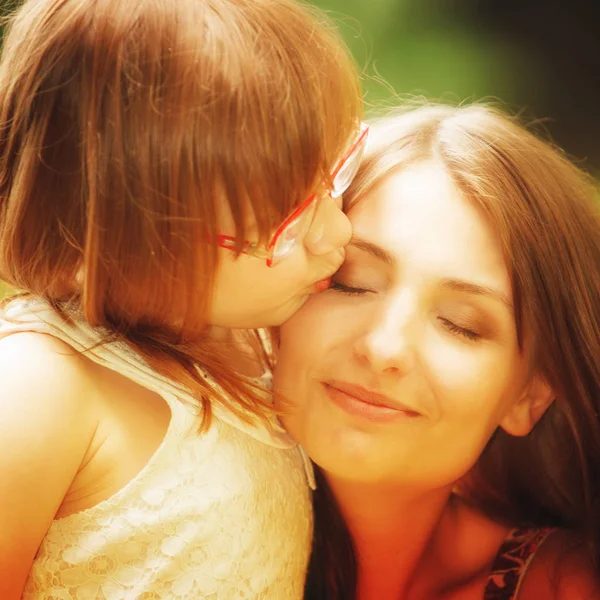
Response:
[312,0,527,109]
[310,0,600,176]
[0,281,10,299]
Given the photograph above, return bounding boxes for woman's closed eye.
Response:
[328,280,373,296]
[438,317,482,342]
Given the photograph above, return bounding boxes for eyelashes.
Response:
[329,281,483,342]
[328,280,372,296]
[438,317,481,342]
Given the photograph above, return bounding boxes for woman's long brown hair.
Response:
[306,103,600,597]
[0,0,362,426]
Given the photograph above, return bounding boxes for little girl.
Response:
[0,0,367,597]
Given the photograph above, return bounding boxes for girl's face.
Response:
[208,125,369,329]
[274,160,543,488]
[209,192,352,328]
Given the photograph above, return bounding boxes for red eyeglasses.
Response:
[216,122,370,267]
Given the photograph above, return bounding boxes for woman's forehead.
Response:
[346,163,511,293]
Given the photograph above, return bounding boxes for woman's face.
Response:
[273,160,536,488]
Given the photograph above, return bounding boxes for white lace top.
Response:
[0,300,315,599]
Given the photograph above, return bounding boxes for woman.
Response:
[273,104,600,599]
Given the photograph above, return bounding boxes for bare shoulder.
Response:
[0,330,100,424]
[0,331,98,598]
[0,331,100,482]
[518,529,600,600]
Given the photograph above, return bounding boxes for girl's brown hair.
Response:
[307,103,600,597]
[0,0,362,425]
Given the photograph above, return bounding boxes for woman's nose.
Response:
[303,193,352,256]
[353,299,417,376]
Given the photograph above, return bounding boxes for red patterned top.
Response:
[484,527,556,599]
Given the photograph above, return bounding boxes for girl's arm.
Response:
[0,333,97,599]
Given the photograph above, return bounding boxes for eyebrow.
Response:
[348,235,396,266]
[440,278,513,311]
[349,235,513,311]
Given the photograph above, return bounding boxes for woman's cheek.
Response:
[425,332,514,423]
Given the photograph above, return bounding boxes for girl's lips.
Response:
[314,277,331,293]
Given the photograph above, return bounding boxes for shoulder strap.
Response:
[484,527,556,600]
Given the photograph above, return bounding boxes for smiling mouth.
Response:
[323,382,421,423]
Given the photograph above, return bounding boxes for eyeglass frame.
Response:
[215,122,370,267]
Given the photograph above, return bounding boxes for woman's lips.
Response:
[323,381,421,423]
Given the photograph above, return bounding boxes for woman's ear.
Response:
[500,374,554,437]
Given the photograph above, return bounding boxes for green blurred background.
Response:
[1,0,598,299]
[308,0,599,174]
